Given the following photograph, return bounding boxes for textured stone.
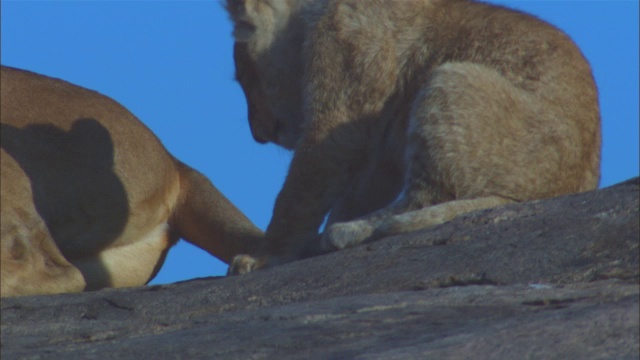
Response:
[1,178,638,359]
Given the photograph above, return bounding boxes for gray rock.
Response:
[2,178,638,359]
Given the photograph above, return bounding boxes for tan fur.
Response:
[0,66,264,296]
[225,0,601,274]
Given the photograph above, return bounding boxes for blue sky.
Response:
[2,1,638,285]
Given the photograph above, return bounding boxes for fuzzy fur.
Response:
[1,66,264,296]
[225,0,601,274]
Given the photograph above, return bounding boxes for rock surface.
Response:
[2,178,639,359]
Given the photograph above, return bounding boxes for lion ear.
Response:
[225,0,256,42]
[224,0,292,43]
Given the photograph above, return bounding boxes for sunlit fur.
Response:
[1,66,264,296]
[225,0,601,274]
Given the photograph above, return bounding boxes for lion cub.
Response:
[225,0,601,274]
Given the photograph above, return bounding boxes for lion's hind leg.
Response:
[322,196,513,250]
[1,214,86,297]
[371,196,513,240]
[322,61,544,251]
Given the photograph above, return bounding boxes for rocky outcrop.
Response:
[2,178,638,359]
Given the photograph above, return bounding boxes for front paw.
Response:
[226,254,299,275]
[321,220,375,251]
[227,254,268,275]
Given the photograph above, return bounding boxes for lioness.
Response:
[1,66,263,297]
[226,0,601,274]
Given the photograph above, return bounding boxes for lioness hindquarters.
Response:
[1,66,265,296]
[325,59,601,248]
[0,162,86,296]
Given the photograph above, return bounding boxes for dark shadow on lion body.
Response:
[1,119,128,288]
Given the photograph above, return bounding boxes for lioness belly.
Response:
[71,223,173,290]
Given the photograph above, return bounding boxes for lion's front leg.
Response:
[228,137,355,275]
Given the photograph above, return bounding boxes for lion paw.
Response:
[321,220,375,251]
[227,254,267,275]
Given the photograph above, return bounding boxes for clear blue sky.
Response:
[2,1,638,285]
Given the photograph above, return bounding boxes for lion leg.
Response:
[372,197,513,240]
[1,222,86,297]
[1,165,88,297]
[318,155,403,253]
[323,196,513,250]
